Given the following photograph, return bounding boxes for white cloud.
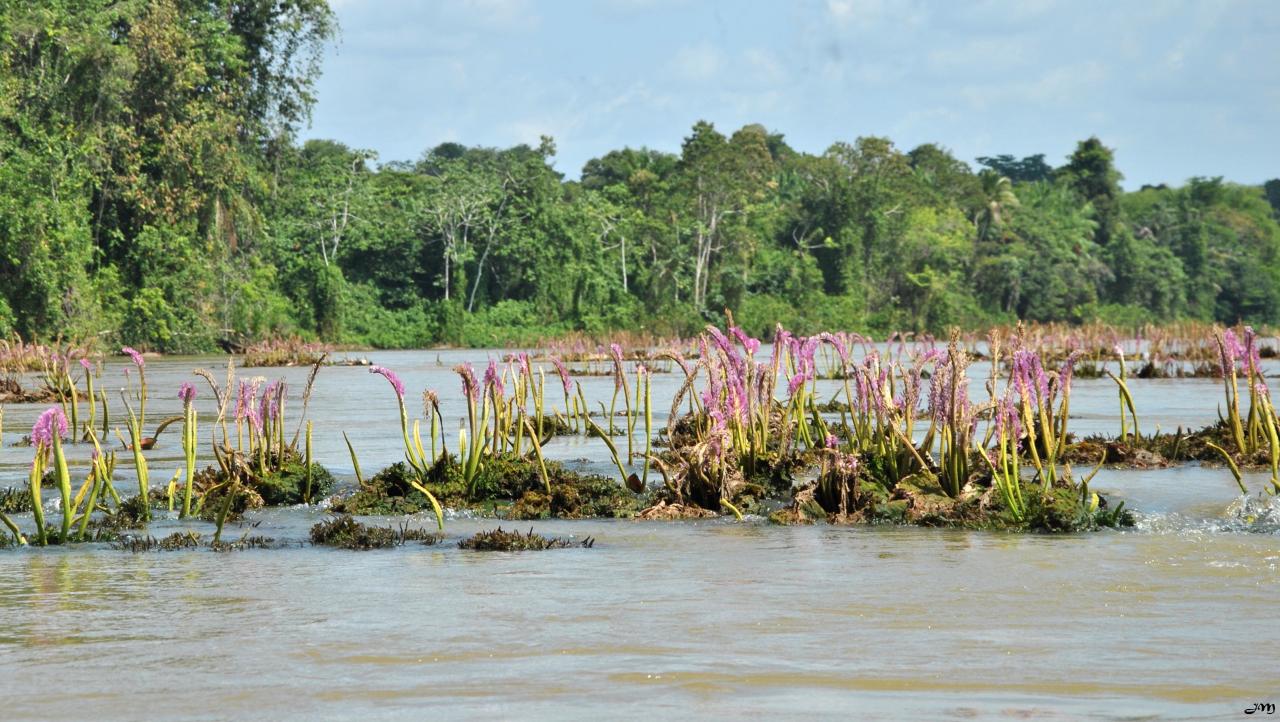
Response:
[310,0,1280,187]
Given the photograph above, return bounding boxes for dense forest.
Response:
[3,2,1280,351]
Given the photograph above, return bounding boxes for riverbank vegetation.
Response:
[3,3,1280,354]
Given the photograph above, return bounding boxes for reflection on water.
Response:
[0,351,1277,719]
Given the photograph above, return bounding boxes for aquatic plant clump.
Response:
[458,527,594,551]
[309,514,442,550]
[191,454,336,521]
[115,531,203,552]
[242,337,331,367]
[331,455,643,520]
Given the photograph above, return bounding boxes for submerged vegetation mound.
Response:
[458,527,593,551]
[309,514,442,550]
[241,338,330,368]
[113,531,281,552]
[331,455,642,520]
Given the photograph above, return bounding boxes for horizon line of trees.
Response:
[3,1,1280,351]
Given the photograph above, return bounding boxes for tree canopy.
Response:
[2,3,1278,350]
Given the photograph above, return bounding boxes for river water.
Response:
[1,349,1277,720]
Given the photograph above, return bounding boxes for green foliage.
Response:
[120,287,182,352]
[340,284,440,349]
[1094,303,1157,327]
[258,461,335,506]
[976,153,1055,184]
[0,295,14,337]
[2,4,1279,346]
[461,300,574,347]
[1265,179,1280,220]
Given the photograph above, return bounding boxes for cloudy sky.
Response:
[307,0,1279,188]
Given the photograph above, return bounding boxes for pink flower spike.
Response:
[787,371,808,397]
[31,407,68,448]
[260,381,280,423]
[121,346,145,368]
[483,359,505,398]
[551,357,573,395]
[178,382,197,405]
[370,365,406,401]
[455,363,479,402]
[730,326,761,355]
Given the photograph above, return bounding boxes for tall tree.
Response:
[1059,137,1123,247]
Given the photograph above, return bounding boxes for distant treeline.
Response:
[4,2,1280,351]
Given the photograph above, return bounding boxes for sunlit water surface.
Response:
[1,349,1277,720]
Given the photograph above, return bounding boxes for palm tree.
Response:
[975,170,1019,243]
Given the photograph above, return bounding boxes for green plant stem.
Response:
[52,430,73,542]
[304,421,314,504]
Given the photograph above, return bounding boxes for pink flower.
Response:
[834,451,859,478]
[551,357,573,395]
[930,355,971,426]
[787,371,809,397]
[997,396,1022,442]
[918,347,944,364]
[121,346,145,368]
[31,407,68,448]
[260,381,283,423]
[1219,329,1244,377]
[455,363,479,402]
[178,382,197,405]
[79,358,92,371]
[235,381,255,423]
[704,327,733,358]
[1011,350,1047,408]
[730,326,761,355]
[484,359,504,398]
[370,365,406,402]
[1058,351,1079,397]
[817,332,849,366]
[1244,326,1262,375]
[609,343,626,390]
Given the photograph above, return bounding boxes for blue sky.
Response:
[307,0,1279,188]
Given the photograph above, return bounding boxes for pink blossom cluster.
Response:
[370,365,406,402]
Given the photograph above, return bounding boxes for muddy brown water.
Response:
[1,349,1278,720]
